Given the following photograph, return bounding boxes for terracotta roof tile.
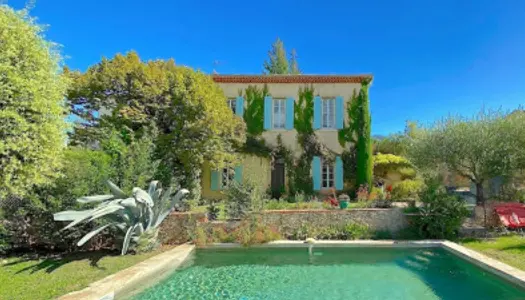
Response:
[212,74,373,84]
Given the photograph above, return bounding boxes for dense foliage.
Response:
[408,109,525,204]
[54,181,189,255]
[412,178,469,239]
[1,133,160,251]
[224,180,264,219]
[0,6,69,198]
[243,85,268,136]
[67,52,246,199]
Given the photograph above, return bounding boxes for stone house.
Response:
[201,74,373,199]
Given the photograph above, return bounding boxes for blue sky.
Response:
[9,0,525,135]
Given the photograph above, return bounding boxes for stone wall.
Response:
[256,208,408,234]
[158,209,408,244]
[158,212,206,245]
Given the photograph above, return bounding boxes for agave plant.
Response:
[54,180,189,255]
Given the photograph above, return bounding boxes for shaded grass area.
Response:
[0,247,169,300]
[461,235,525,271]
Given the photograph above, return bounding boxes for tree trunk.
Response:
[475,181,487,227]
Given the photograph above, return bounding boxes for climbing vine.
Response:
[243,85,268,136]
[292,86,335,195]
[294,85,314,135]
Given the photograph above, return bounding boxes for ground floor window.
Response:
[322,160,334,188]
[227,99,236,114]
[222,167,235,188]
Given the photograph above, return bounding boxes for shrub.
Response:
[413,178,469,239]
[224,180,265,219]
[0,222,9,255]
[391,179,423,200]
[193,217,282,247]
[287,222,371,240]
[207,201,221,221]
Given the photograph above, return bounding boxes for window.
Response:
[227,99,236,114]
[322,160,334,188]
[322,98,336,128]
[222,167,235,188]
[272,99,286,129]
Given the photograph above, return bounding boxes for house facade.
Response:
[201,74,373,199]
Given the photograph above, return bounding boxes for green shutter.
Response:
[335,156,343,190]
[211,170,220,191]
[312,156,321,191]
[234,166,243,183]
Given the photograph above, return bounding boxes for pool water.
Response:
[133,247,525,300]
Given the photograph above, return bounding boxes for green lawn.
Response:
[461,235,525,271]
[0,247,168,300]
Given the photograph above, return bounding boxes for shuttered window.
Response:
[273,99,286,129]
[322,98,336,128]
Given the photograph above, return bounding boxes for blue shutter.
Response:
[312,156,321,191]
[313,96,322,129]
[335,96,344,129]
[264,96,272,130]
[211,170,220,191]
[234,166,243,183]
[335,156,343,190]
[236,96,244,118]
[285,97,294,130]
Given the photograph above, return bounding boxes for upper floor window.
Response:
[273,99,286,129]
[227,99,236,114]
[322,160,334,188]
[222,167,235,188]
[322,98,336,129]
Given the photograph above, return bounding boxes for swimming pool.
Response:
[130,246,525,300]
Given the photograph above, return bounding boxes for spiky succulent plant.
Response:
[54,180,189,255]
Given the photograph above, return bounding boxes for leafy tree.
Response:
[67,52,246,198]
[0,6,69,198]
[408,109,525,205]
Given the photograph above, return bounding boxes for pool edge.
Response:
[57,243,195,300]
[440,241,525,289]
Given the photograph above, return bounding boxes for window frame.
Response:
[272,98,286,129]
[321,98,336,129]
[321,159,335,189]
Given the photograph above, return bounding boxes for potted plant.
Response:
[336,189,350,209]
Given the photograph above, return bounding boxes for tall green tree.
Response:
[355,80,373,189]
[289,49,300,74]
[67,52,246,198]
[408,109,525,205]
[263,38,289,74]
[0,6,69,198]
[263,38,301,74]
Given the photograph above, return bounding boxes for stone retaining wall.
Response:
[256,208,408,234]
[159,209,408,244]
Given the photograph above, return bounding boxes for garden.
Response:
[2,4,525,299]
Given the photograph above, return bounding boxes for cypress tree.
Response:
[263,38,289,74]
[356,79,373,189]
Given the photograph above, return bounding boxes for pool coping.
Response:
[57,243,195,300]
[57,240,525,299]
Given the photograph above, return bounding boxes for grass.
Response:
[0,247,169,300]
[461,235,525,271]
